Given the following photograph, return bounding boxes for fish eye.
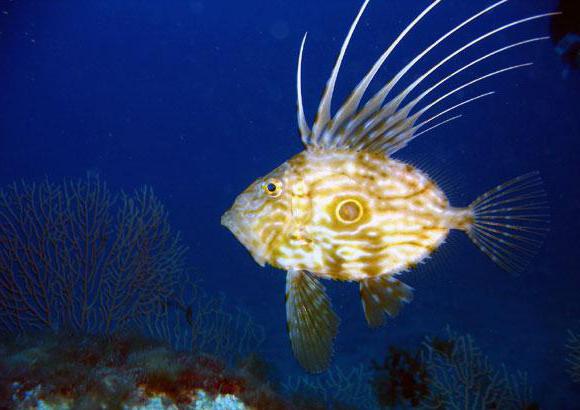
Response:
[262,178,283,198]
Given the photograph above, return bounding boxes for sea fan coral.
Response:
[144,280,266,364]
[0,175,187,335]
[283,364,376,409]
[370,329,538,410]
[566,329,580,383]
[421,328,537,410]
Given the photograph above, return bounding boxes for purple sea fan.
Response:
[0,174,187,335]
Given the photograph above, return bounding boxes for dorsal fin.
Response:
[297,33,310,145]
[310,0,370,147]
[296,1,558,155]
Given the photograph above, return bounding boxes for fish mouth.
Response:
[221,210,244,245]
[220,210,234,230]
[221,209,267,267]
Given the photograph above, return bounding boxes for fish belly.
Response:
[312,224,450,281]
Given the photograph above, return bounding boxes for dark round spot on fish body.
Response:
[324,196,371,232]
[337,200,362,222]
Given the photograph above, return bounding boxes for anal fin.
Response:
[286,269,339,373]
[360,275,413,328]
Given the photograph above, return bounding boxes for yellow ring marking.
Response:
[335,198,364,224]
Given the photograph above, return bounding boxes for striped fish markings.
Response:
[221,0,552,373]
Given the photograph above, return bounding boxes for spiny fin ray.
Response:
[334,0,506,145]
[297,33,311,144]
[297,0,558,155]
[311,0,370,146]
[360,275,413,328]
[466,172,549,272]
[327,0,442,147]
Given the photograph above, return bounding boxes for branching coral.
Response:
[0,175,187,335]
[566,329,580,383]
[283,364,376,409]
[370,329,538,410]
[144,280,266,364]
[420,328,537,410]
[0,176,279,409]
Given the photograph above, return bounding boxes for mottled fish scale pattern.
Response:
[267,149,458,280]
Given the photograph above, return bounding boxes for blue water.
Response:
[1,0,579,407]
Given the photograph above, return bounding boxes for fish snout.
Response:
[221,208,245,241]
[221,209,233,229]
[221,206,248,244]
[221,206,268,267]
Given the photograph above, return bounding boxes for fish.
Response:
[221,0,554,373]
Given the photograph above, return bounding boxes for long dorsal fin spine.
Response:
[412,92,495,133]
[366,62,532,153]
[348,95,406,150]
[327,0,443,148]
[411,115,463,140]
[396,35,551,120]
[359,105,412,150]
[366,118,414,151]
[353,30,551,152]
[336,0,508,145]
[360,36,547,151]
[374,13,556,137]
[311,0,371,147]
[364,89,495,153]
[297,0,558,155]
[297,33,311,145]
[412,62,533,121]
[416,92,495,129]
[374,93,494,153]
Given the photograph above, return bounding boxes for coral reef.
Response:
[0,332,288,409]
[0,174,547,409]
[144,280,265,365]
[0,175,280,409]
[371,328,539,410]
[371,346,430,407]
[283,364,376,409]
[0,175,187,336]
[566,329,580,383]
[421,329,537,410]
[0,325,544,410]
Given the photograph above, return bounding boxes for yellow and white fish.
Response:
[221,0,553,373]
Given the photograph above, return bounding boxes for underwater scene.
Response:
[1,0,579,408]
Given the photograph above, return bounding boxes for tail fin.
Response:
[466,172,549,272]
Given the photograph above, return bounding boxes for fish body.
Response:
[224,149,471,281]
[222,0,551,373]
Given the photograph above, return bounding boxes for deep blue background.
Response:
[1,0,579,406]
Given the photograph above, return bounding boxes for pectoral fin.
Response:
[360,275,413,328]
[285,269,339,373]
